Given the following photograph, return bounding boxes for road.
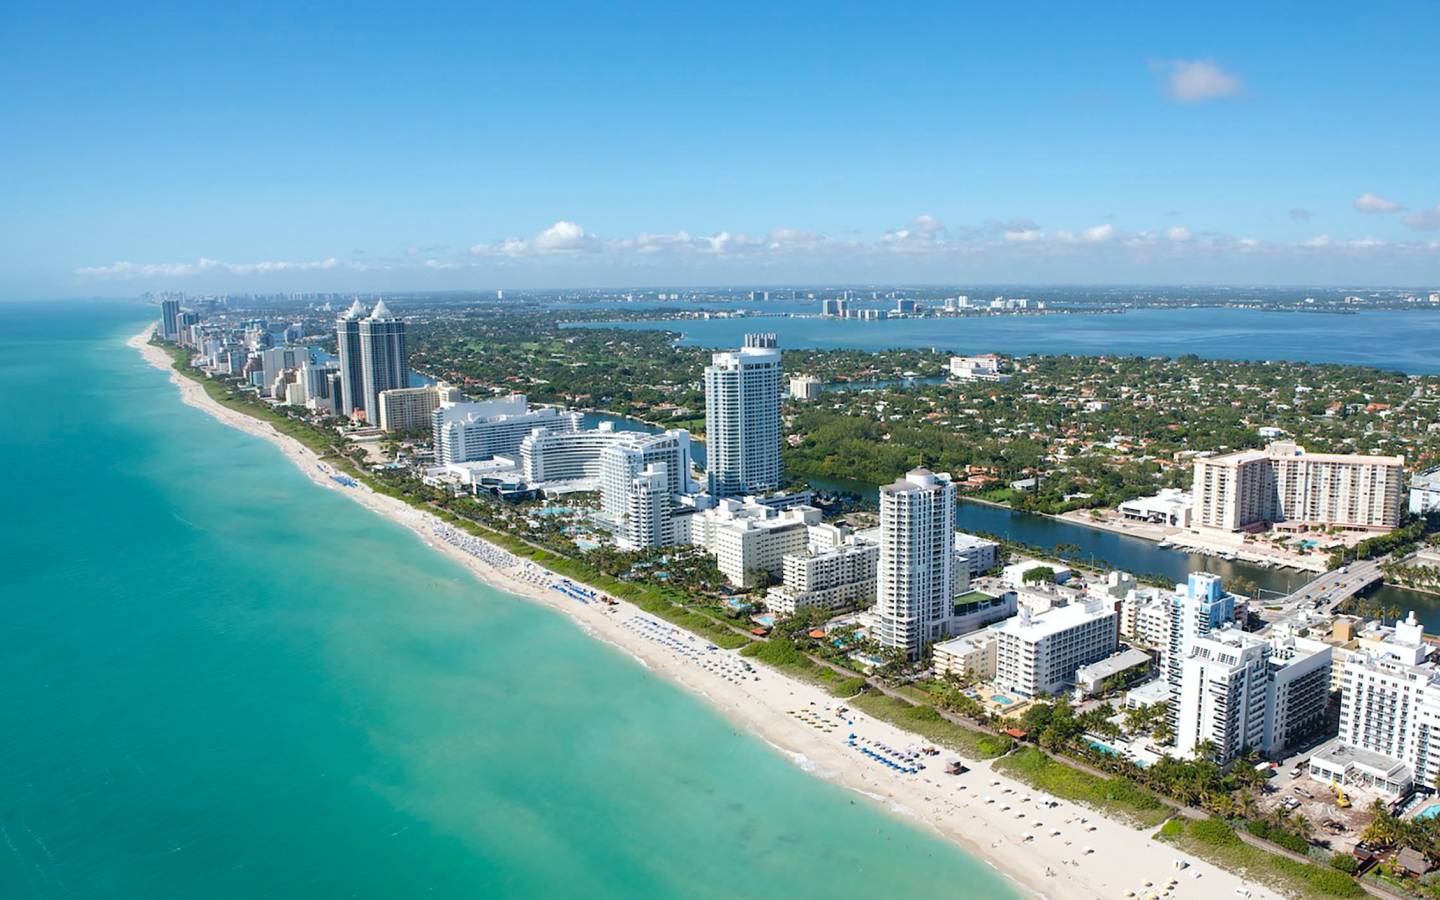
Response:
[1271,558,1385,618]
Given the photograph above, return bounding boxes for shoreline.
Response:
[131,326,1281,900]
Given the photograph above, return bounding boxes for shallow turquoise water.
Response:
[0,300,1014,899]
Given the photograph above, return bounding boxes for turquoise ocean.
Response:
[0,301,1014,899]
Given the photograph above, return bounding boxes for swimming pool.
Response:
[990,695,1014,705]
[1417,804,1440,821]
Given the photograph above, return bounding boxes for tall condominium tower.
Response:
[704,333,782,498]
[874,468,957,658]
[160,299,180,340]
[335,299,367,418]
[358,300,409,425]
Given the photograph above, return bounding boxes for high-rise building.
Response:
[160,299,181,340]
[434,395,583,465]
[993,599,1118,699]
[358,300,409,425]
[334,299,367,418]
[1193,441,1405,532]
[1176,628,1331,763]
[1309,612,1438,797]
[377,383,464,433]
[874,468,957,658]
[789,375,822,401]
[704,334,782,498]
[613,464,673,550]
[599,432,694,521]
[690,497,819,587]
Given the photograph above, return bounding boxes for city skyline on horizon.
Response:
[4,3,1439,297]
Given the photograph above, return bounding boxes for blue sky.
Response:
[3,2,1439,296]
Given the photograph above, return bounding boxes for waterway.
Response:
[573,307,1440,374]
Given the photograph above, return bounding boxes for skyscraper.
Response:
[160,299,180,340]
[874,468,957,658]
[335,299,367,418]
[704,333,782,498]
[357,300,408,425]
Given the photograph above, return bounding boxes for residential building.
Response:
[377,383,464,433]
[993,598,1118,699]
[766,537,879,616]
[933,631,999,681]
[334,299,367,418]
[160,299,180,340]
[434,395,583,465]
[1412,468,1440,515]
[789,374,822,401]
[704,334,782,497]
[953,533,1000,577]
[1309,612,1440,797]
[1176,627,1331,763]
[1193,441,1405,532]
[1118,488,1194,528]
[948,354,1010,381]
[598,431,697,550]
[950,590,1017,636]
[256,347,298,397]
[358,300,409,426]
[691,498,820,587]
[874,469,957,658]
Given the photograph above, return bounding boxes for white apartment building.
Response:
[767,538,879,616]
[874,469,957,658]
[789,375,822,401]
[1411,468,1440,515]
[704,334,782,497]
[1176,627,1331,763]
[953,532,1000,578]
[597,431,697,550]
[1193,441,1405,532]
[1309,612,1440,797]
[691,498,820,587]
[993,599,1118,699]
[433,395,583,465]
[377,383,464,433]
[948,354,1011,381]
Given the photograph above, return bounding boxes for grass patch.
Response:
[849,692,1011,760]
[1156,817,1363,899]
[993,747,1168,828]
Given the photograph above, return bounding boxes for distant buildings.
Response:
[433,395,582,466]
[1192,441,1405,532]
[160,299,180,340]
[874,469,957,658]
[948,354,1011,382]
[993,599,1118,699]
[335,300,367,418]
[358,300,409,426]
[1176,627,1331,763]
[789,374,822,401]
[705,334,782,498]
[377,383,463,433]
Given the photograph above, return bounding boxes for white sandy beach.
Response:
[131,326,1280,900]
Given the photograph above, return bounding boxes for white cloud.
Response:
[1158,59,1243,103]
[1403,203,1440,231]
[75,257,350,278]
[1003,228,1044,243]
[1165,226,1192,242]
[1354,192,1403,214]
[1081,223,1115,242]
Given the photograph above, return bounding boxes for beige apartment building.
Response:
[1192,441,1404,532]
[377,383,464,433]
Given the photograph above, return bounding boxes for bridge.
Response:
[1272,558,1386,618]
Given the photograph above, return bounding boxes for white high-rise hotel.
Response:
[704,334,782,498]
[875,468,957,658]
